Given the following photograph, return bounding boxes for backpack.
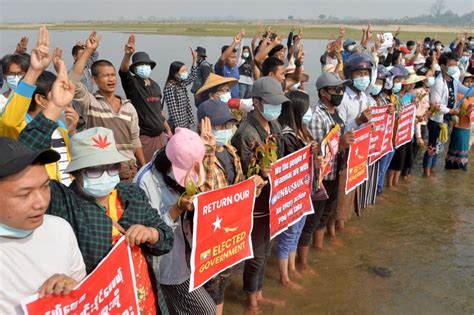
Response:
[191,60,214,94]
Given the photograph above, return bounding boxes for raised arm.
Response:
[220,30,245,64]
[120,34,135,73]
[71,31,101,79]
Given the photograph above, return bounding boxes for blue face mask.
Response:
[447,66,459,77]
[262,104,282,121]
[392,82,402,93]
[460,56,469,64]
[135,65,152,79]
[302,108,313,125]
[370,84,383,96]
[213,128,234,146]
[83,172,120,198]
[6,75,21,90]
[353,76,371,91]
[179,72,189,81]
[0,223,34,238]
[427,77,435,87]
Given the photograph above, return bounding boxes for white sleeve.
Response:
[67,224,87,281]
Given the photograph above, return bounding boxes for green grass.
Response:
[0,22,463,43]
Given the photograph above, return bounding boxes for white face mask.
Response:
[213,128,234,146]
[302,108,313,125]
[347,45,355,52]
[242,52,250,58]
[427,77,435,87]
[82,172,120,198]
[219,92,232,103]
[6,75,22,90]
[290,82,301,91]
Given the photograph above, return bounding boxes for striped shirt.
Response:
[69,72,141,161]
[51,129,71,186]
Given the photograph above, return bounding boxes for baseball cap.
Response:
[252,77,289,104]
[0,137,60,178]
[197,99,238,126]
[166,128,205,188]
[316,72,349,90]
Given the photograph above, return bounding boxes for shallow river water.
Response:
[225,157,474,314]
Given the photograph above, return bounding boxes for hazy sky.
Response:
[0,0,472,23]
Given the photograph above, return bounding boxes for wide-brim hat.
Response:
[196,73,238,95]
[129,51,156,72]
[166,128,205,188]
[403,73,426,85]
[64,127,129,173]
[284,66,310,82]
[196,46,207,57]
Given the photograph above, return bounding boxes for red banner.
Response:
[190,178,256,291]
[368,106,388,157]
[345,125,372,194]
[370,112,395,164]
[269,146,314,239]
[22,237,139,314]
[394,103,416,148]
[319,125,340,185]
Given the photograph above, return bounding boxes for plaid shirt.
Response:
[309,101,344,181]
[163,66,197,130]
[19,113,174,313]
[201,144,244,192]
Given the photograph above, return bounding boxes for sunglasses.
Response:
[84,164,120,179]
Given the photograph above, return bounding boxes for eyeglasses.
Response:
[83,164,120,179]
[326,86,345,94]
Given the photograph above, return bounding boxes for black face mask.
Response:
[329,93,344,106]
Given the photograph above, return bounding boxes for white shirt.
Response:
[337,86,369,131]
[430,73,474,123]
[0,215,86,314]
[0,93,10,115]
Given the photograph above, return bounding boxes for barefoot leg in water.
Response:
[288,251,303,280]
[278,257,304,291]
[297,246,319,277]
[256,291,286,307]
[245,293,261,315]
[312,228,325,251]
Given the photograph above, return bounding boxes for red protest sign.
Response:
[319,125,340,184]
[345,125,372,194]
[190,178,256,292]
[22,237,139,315]
[269,145,314,240]
[368,106,388,157]
[370,112,395,164]
[394,103,416,148]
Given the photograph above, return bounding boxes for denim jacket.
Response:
[134,162,193,285]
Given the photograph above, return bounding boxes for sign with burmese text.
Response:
[269,145,314,240]
[345,125,372,194]
[369,106,389,157]
[394,103,416,148]
[189,178,256,292]
[22,237,139,315]
[370,112,395,164]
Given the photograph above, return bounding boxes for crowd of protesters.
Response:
[1,24,473,315]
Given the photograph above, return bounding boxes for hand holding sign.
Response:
[37,274,78,298]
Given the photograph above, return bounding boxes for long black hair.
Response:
[278,90,313,142]
[166,61,185,83]
[153,148,185,194]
